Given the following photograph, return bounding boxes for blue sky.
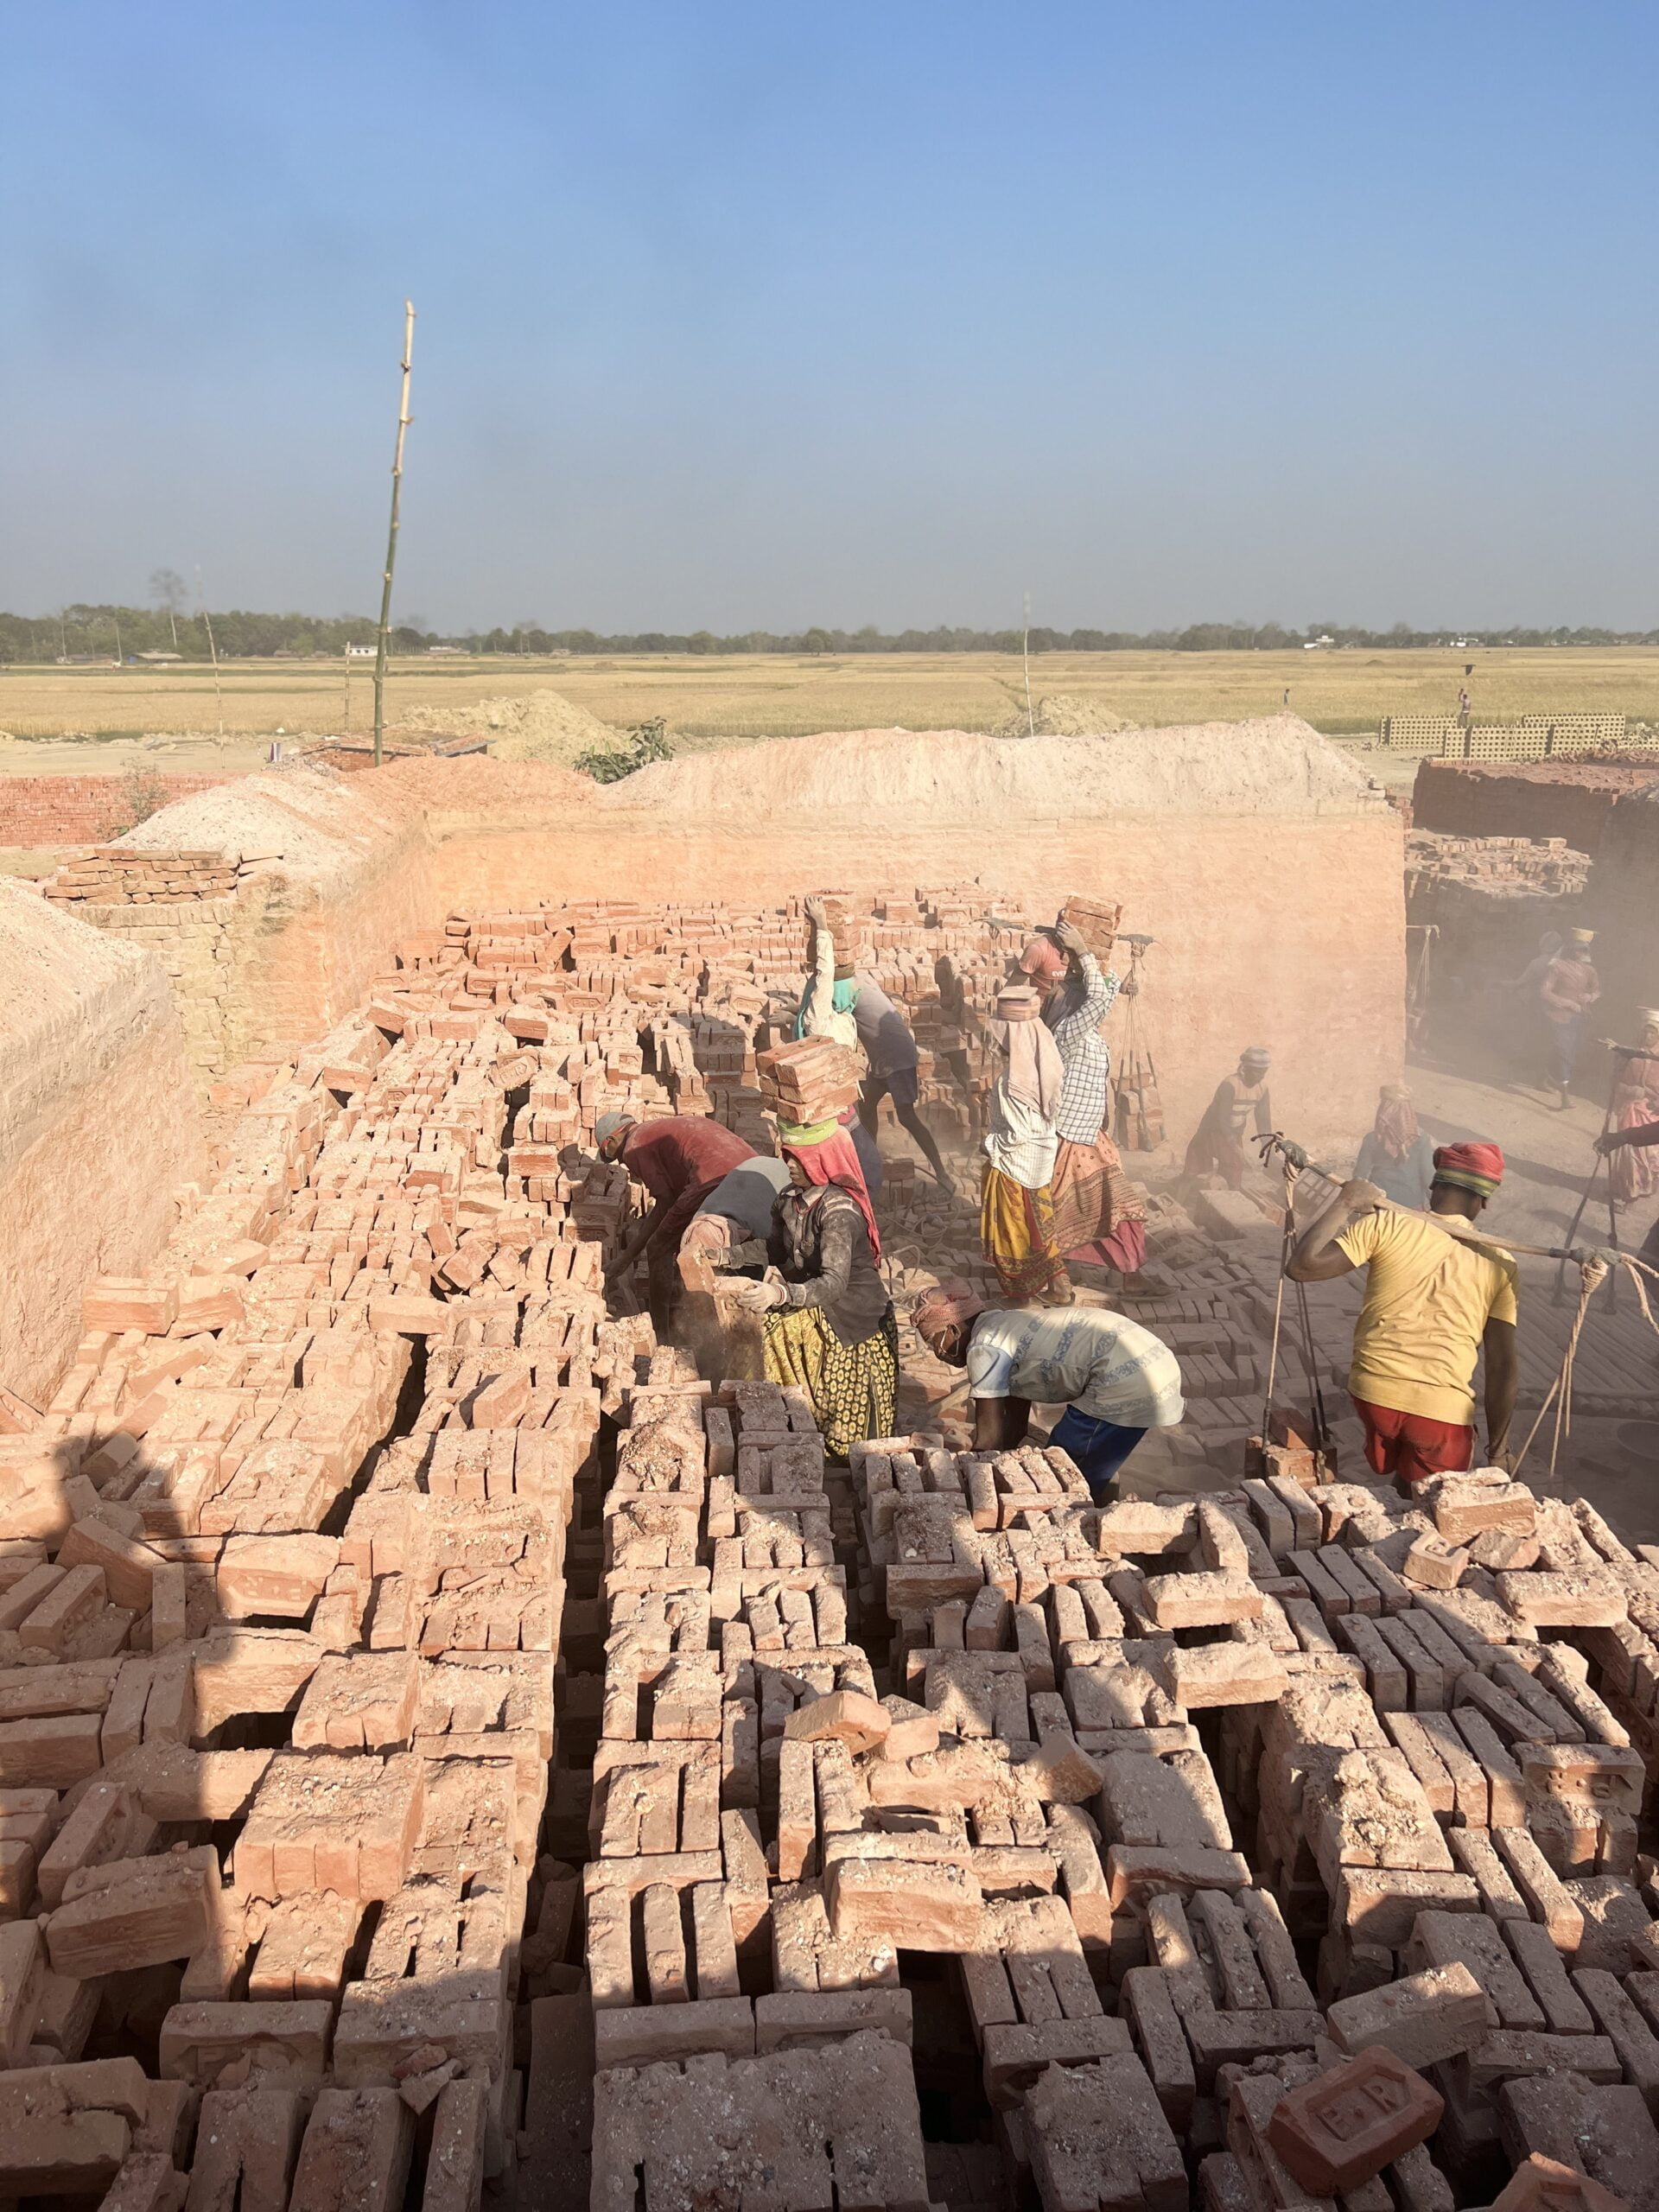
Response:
[3,2,1656,632]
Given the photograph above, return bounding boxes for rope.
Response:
[1255,1132,1659,1281]
[1512,1256,1606,1487]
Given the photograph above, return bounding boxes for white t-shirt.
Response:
[965,1306,1185,1430]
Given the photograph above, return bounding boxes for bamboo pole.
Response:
[195,567,223,738]
[373,301,416,767]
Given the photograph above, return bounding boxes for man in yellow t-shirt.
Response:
[1287,1139,1518,1488]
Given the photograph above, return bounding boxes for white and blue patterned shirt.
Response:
[1046,954,1121,1145]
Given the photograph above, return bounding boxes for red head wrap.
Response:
[1431,1141,1504,1198]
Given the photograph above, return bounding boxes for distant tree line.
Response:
[3,603,1657,663]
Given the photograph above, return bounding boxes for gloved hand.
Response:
[733,1277,789,1313]
[1052,918,1087,957]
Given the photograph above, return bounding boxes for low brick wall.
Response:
[1412,755,1659,855]
[0,770,235,846]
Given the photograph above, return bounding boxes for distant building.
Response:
[137,650,183,663]
[346,643,378,658]
[426,644,465,654]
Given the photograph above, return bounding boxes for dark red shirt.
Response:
[622,1117,754,1206]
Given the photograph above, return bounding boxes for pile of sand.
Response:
[396,688,623,767]
[989,692,1132,738]
[597,717,1388,823]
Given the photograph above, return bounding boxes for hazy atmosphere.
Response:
[12,12,1659,2206]
[7,0,1657,633]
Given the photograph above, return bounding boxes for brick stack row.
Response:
[567,1374,937,2212]
[0,949,638,2209]
[41,848,279,905]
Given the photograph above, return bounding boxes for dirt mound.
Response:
[375,753,598,815]
[989,692,1133,738]
[597,717,1388,823]
[395,688,623,767]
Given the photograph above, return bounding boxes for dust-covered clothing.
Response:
[1046,953,1121,1145]
[964,1306,1185,1430]
[767,1183,890,1349]
[1335,1208,1518,1427]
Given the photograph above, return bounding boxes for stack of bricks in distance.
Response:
[41,849,271,904]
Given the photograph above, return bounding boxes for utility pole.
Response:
[373,300,416,766]
[195,567,224,737]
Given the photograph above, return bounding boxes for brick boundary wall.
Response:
[0,771,236,846]
[1411,755,1659,856]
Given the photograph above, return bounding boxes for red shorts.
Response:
[1353,1396,1474,1484]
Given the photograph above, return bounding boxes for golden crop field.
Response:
[2,645,1656,776]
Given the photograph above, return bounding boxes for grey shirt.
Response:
[854,978,918,1077]
[696,1158,792,1241]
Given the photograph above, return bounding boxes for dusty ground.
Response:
[3,644,1659,754]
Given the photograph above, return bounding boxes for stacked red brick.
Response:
[41,849,251,904]
[0,773,232,849]
[0,963,635,2206]
[572,1375,935,2209]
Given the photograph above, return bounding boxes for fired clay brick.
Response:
[1267,2047,1444,2194]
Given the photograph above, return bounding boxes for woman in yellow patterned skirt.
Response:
[727,1119,897,1459]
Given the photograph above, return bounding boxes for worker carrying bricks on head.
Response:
[794,893,885,1198]
[1018,918,1145,1274]
[596,1109,756,1329]
[1183,1047,1273,1190]
[1286,1140,1518,1491]
[851,973,956,1198]
[912,1280,1185,1501]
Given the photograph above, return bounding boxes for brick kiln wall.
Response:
[63,729,1406,1160]
[1586,781,1659,1052]
[0,772,235,847]
[0,881,205,1402]
[429,810,1406,1158]
[1413,756,1659,856]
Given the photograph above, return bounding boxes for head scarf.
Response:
[1242,1047,1271,1071]
[1372,1084,1419,1161]
[1568,928,1596,950]
[1432,1141,1504,1199]
[1538,930,1563,957]
[1019,936,1068,986]
[989,993,1065,1122]
[779,1126,881,1262]
[1640,1007,1659,1040]
[912,1279,988,1338]
[594,1109,635,1149]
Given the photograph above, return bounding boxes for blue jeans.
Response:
[1049,1405,1149,1503]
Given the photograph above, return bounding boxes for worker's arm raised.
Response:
[1482,1315,1518,1465]
[1285,1179,1385,1282]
